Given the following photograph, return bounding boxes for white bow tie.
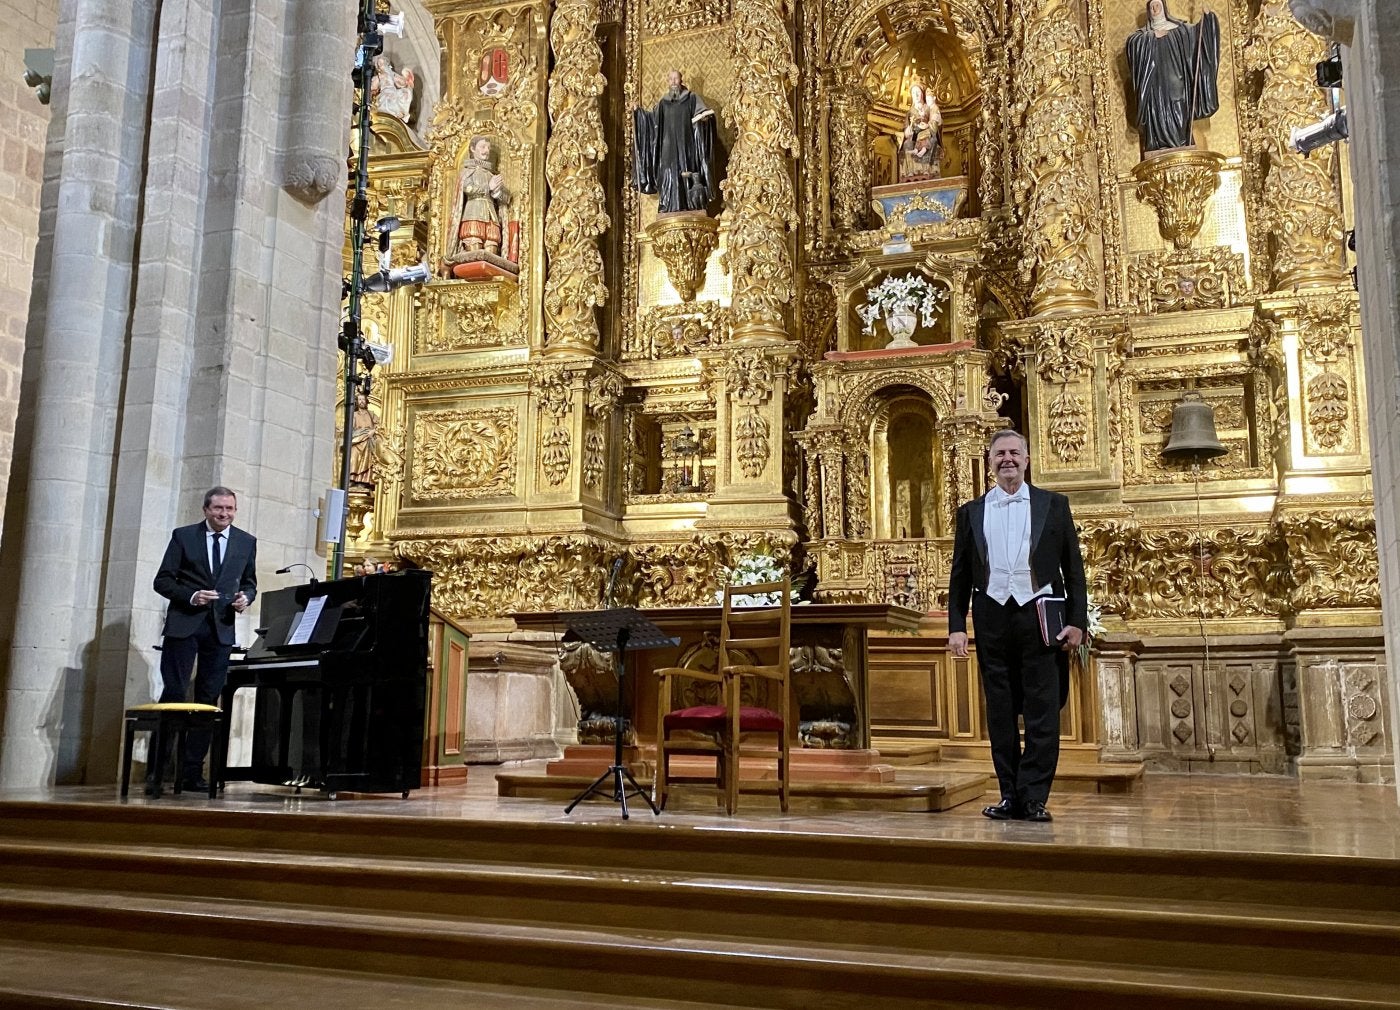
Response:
[995,493,1027,507]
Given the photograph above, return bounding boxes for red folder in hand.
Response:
[1036,596,1067,648]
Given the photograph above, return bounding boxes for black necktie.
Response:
[212,532,223,577]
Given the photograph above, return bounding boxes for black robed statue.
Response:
[631,69,719,214]
[1127,0,1221,153]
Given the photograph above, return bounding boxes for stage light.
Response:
[1315,52,1342,89]
[363,262,430,293]
[22,49,52,105]
[1289,108,1348,155]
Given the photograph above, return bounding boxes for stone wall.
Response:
[0,0,59,537]
[0,0,354,788]
[1300,0,1400,793]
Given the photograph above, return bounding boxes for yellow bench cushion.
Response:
[126,703,221,714]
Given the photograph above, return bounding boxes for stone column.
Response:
[0,0,59,534]
[1011,0,1102,316]
[0,0,351,788]
[0,0,158,788]
[721,0,799,345]
[1288,0,1400,792]
[543,0,608,357]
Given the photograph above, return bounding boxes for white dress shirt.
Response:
[982,484,1049,606]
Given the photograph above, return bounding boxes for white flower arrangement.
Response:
[715,553,796,607]
[857,273,947,335]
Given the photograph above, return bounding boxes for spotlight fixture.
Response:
[22,49,53,105]
[362,262,430,293]
[1314,50,1343,89]
[1289,108,1349,156]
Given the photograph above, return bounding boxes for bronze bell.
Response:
[1162,390,1227,460]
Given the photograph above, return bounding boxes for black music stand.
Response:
[558,607,678,819]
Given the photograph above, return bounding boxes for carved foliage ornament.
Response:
[1245,3,1347,290]
[645,0,731,36]
[1131,149,1227,251]
[532,364,574,485]
[583,371,623,491]
[632,302,731,360]
[395,535,608,618]
[725,348,778,479]
[721,0,800,339]
[1033,319,1093,384]
[647,213,720,302]
[1275,508,1379,611]
[1011,0,1100,314]
[1047,388,1088,463]
[1129,247,1246,314]
[543,0,609,354]
[411,407,518,501]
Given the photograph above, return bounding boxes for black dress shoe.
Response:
[1023,801,1053,822]
[982,798,1020,820]
[179,777,209,793]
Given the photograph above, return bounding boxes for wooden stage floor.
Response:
[5,762,1398,861]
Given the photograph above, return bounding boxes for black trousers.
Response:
[158,616,231,780]
[972,591,1061,806]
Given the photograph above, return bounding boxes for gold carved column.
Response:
[827,65,871,234]
[543,0,609,356]
[1246,2,1349,292]
[701,343,799,531]
[1011,0,1101,316]
[721,0,799,345]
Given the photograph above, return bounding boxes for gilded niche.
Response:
[411,406,518,501]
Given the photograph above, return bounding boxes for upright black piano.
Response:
[218,569,432,797]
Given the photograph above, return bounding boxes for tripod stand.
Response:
[557,607,676,819]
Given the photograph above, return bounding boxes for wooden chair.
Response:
[653,578,791,814]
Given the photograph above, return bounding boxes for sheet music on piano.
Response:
[286,595,327,646]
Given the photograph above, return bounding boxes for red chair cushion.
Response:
[664,704,785,733]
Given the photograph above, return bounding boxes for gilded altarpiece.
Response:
[346,0,1391,781]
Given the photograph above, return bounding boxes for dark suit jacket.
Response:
[947,483,1087,636]
[153,522,258,645]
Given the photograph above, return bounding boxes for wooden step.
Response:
[0,888,1397,1009]
[4,797,1400,1008]
[1,839,1397,985]
[0,941,740,1010]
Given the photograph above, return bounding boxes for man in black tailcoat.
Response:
[151,486,257,790]
[947,430,1087,822]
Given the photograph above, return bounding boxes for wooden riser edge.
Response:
[0,801,1395,913]
[0,893,1396,1010]
[499,770,985,813]
[2,852,1399,984]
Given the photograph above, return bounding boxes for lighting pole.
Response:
[333,1,424,578]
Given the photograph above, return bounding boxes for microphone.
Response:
[275,563,319,583]
[603,555,625,609]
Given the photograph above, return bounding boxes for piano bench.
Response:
[121,703,223,800]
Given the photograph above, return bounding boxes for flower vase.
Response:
[883,310,918,349]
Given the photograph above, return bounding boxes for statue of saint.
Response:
[371,55,415,124]
[349,392,383,487]
[898,83,943,182]
[455,136,509,257]
[631,70,719,214]
[1126,0,1221,154]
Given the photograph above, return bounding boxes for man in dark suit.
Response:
[947,430,1086,822]
[152,486,257,790]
